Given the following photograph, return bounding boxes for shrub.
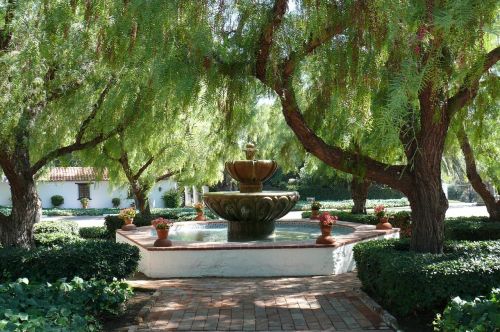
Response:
[0,241,139,282]
[34,232,83,247]
[433,288,499,332]
[111,197,121,208]
[33,220,79,235]
[50,195,64,207]
[79,226,110,240]
[0,277,132,332]
[389,211,412,238]
[162,190,181,208]
[104,214,155,236]
[353,239,500,316]
[302,210,378,224]
[445,217,500,241]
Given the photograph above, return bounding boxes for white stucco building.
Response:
[0,167,177,209]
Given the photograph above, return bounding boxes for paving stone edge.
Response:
[127,289,161,332]
[354,289,400,331]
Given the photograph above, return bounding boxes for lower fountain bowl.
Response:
[203,191,300,239]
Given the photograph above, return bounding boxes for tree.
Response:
[0,1,129,247]
[196,0,499,253]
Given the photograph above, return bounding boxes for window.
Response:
[77,183,91,200]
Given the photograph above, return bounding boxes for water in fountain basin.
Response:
[152,223,353,243]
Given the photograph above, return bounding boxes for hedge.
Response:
[162,190,181,208]
[302,210,378,224]
[353,239,500,316]
[34,232,84,247]
[0,241,139,282]
[105,210,217,235]
[33,220,79,235]
[296,198,409,211]
[79,226,110,240]
[445,217,500,241]
[433,288,500,332]
[0,277,132,332]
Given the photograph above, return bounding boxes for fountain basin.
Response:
[203,191,300,240]
[116,220,399,277]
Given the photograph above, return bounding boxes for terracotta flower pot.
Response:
[121,217,136,231]
[310,209,320,220]
[154,228,172,247]
[376,217,393,230]
[316,224,336,244]
[195,211,206,221]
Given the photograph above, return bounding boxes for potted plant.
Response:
[310,201,322,220]
[119,207,137,231]
[152,217,173,247]
[316,212,338,244]
[193,202,206,221]
[80,197,89,209]
[374,204,392,230]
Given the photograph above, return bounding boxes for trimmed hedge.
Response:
[433,288,500,332]
[0,277,132,332]
[445,217,500,241]
[105,210,217,236]
[302,210,378,224]
[34,232,83,247]
[353,239,500,316]
[79,226,110,240]
[33,220,79,235]
[0,241,139,282]
[162,190,181,208]
[50,195,64,207]
[296,198,409,211]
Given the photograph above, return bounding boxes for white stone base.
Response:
[116,221,399,278]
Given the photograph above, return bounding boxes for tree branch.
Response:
[457,123,499,217]
[75,79,115,144]
[254,0,288,82]
[266,21,412,194]
[30,80,122,174]
[134,146,168,180]
[446,46,500,117]
[156,170,178,182]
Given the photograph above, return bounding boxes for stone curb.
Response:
[126,289,161,332]
[355,289,400,331]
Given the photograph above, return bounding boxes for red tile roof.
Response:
[40,167,109,182]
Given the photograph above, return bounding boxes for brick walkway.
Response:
[128,272,394,331]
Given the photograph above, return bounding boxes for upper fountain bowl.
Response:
[225,160,277,193]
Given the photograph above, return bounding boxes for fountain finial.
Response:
[244,143,256,160]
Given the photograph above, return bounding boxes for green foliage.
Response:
[33,220,79,236]
[111,198,121,208]
[162,190,181,208]
[296,198,409,211]
[104,209,217,235]
[353,240,500,316]
[34,232,83,247]
[0,277,132,332]
[79,227,110,240]
[433,288,500,332]
[0,241,139,283]
[302,210,378,224]
[50,195,64,207]
[445,217,500,241]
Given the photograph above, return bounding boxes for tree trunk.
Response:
[407,167,448,253]
[351,178,370,214]
[134,188,151,216]
[0,157,41,248]
[457,125,500,221]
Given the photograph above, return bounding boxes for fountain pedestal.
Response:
[227,221,275,241]
[203,143,299,241]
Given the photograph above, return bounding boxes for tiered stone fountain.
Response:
[203,144,300,241]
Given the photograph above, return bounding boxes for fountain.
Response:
[203,143,300,241]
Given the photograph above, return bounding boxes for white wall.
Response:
[0,182,11,206]
[0,179,177,209]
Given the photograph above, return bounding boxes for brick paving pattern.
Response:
[131,272,393,331]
